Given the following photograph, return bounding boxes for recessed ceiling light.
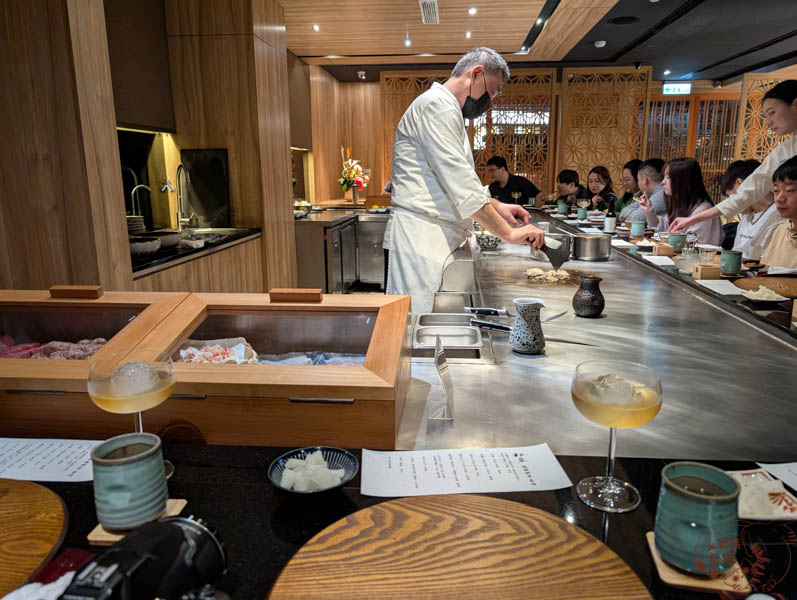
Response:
[312,24,320,32]
[468,7,477,15]
[357,71,366,80]
[536,18,543,25]
[405,38,412,47]
[663,69,671,76]
[594,40,606,48]
[466,31,472,39]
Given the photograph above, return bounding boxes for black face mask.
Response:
[462,72,491,119]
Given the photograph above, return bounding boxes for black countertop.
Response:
[40,443,796,599]
[131,229,261,275]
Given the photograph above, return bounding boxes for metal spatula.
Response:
[541,235,571,270]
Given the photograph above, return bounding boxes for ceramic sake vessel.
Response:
[510,298,545,354]
[573,276,605,318]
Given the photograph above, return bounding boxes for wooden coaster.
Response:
[87,498,187,546]
[645,532,751,594]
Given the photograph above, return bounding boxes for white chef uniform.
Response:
[384,82,490,313]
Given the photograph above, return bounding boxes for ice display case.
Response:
[0,290,411,450]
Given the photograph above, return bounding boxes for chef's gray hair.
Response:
[451,47,510,83]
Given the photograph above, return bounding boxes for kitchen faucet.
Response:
[130,184,152,218]
[176,164,191,231]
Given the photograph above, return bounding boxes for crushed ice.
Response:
[587,373,646,405]
[110,361,159,395]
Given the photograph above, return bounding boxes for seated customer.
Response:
[555,169,591,209]
[619,158,666,222]
[639,157,723,245]
[723,159,781,261]
[617,159,642,215]
[587,166,619,212]
[487,156,540,205]
[761,156,797,270]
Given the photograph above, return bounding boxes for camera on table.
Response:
[60,516,227,600]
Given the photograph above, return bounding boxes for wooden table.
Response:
[0,479,67,595]
[269,494,651,599]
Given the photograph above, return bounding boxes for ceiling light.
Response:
[468,7,477,15]
[536,18,543,25]
[357,71,366,80]
[312,24,320,32]
[594,40,606,48]
[466,31,472,39]
[649,0,660,2]
[663,69,671,76]
[405,38,412,47]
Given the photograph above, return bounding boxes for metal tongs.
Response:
[466,307,567,323]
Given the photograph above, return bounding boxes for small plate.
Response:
[740,289,788,304]
[268,446,358,494]
[727,469,797,520]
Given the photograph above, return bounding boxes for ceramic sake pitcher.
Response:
[510,298,546,354]
[572,276,605,318]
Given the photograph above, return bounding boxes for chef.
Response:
[385,47,545,313]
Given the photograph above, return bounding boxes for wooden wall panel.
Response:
[0,0,132,291]
[735,73,791,160]
[166,0,296,289]
[341,83,384,194]
[558,67,652,187]
[287,51,313,150]
[527,0,618,61]
[133,238,264,292]
[309,65,344,202]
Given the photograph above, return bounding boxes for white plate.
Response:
[741,289,788,303]
[727,469,797,520]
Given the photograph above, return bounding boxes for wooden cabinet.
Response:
[104,0,176,131]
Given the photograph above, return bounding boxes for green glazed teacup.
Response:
[557,199,568,214]
[668,233,687,253]
[92,432,168,530]
[654,462,739,577]
[630,221,646,237]
[720,250,743,275]
[577,207,587,220]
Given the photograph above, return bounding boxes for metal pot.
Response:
[572,233,611,261]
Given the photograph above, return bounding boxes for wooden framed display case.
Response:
[0,290,411,450]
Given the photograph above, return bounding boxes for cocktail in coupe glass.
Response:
[571,360,662,512]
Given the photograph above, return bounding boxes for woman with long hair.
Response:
[670,80,797,232]
[639,157,723,245]
[587,166,619,212]
[617,159,642,215]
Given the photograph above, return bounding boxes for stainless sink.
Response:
[414,326,482,349]
[417,313,474,327]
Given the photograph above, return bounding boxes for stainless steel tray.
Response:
[413,326,482,349]
[417,313,474,327]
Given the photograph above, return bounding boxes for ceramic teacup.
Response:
[668,233,687,253]
[557,199,568,214]
[654,462,739,576]
[92,432,168,530]
[577,207,588,220]
[630,221,646,237]
[720,250,743,275]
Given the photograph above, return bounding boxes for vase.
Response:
[509,297,546,354]
[352,187,358,204]
[572,276,605,318]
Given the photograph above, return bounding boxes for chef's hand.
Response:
[668,215,694,232]
[508,224,545,250]
[492,200,530,226]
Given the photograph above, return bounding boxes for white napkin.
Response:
[611,239,634,248]
[642,255,675,266]
[3,571,75,600]
[767,266,797,275]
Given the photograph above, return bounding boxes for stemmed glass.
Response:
[571,360,662,512]
[88,349,177,474]
[511,191,522,204]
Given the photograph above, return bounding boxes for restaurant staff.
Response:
[384,48,545,313]
[670,80,797,232]
[487,156,540,204]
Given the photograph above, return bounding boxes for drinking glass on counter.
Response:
[698,245,718,266]
[511,191,522,203]
[571,360,662,512]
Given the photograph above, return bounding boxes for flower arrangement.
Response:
[338,147,370,192]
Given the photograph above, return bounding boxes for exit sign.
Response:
[663,82,692,95]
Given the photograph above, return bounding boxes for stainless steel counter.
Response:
[396,213,797,462]
[295,210,358,227]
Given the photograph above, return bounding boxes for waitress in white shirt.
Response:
[670,80,797,232]
[385,48,545,313]
[721,159,782,260]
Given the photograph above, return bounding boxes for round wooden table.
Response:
[0,479,68,596]
[268,494,651,599]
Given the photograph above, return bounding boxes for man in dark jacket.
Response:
[487,156,540,205]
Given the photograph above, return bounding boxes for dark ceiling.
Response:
[323,0,797,83]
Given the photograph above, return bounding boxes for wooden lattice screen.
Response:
[380,69,555,193]
[735,74,789,160]
[559,67,652,187]
[694,96,740,202]
[646,97,690,162]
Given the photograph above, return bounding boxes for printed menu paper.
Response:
[695,279,744,295]
[758,461,797,493]
[642,255,675,266]
[0,438,102,482]
[361,443,572,497]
